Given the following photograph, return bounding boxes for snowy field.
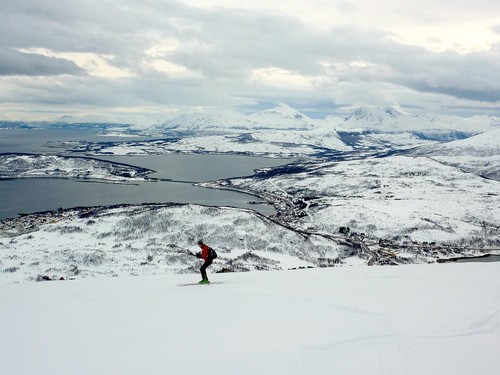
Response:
[1,263,499,375]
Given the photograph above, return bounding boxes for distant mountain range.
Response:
[331,107,499,133]
[141,104,500,134]
[2,104,498,134]
[2,104,499,157]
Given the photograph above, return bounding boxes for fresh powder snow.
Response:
[1,263,499,375]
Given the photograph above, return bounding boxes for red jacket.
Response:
[198,244,210,261]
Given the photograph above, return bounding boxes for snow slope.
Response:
[409,128,500,180]
[336,107,499,133]
[412,128,500,157]
[0,204,346,285]
[245,103,317,130]
[140,103,319,133]
[1,263,499,375]
[227,155,500,243]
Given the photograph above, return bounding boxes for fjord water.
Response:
[0,128,289,219]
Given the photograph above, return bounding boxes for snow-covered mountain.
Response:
[129,106,499,158]
[343,107,407,128]
[138,103,319,134]
[9,104,500,136]
[320,106,500,152]
[408,128,500,180]
[7,105,500,157]
[245,103,317,130]
[412,128,500,157]
[335,106,499,133]
[145,109,246,133]
[147,104,499,136]
[55,114,123,124]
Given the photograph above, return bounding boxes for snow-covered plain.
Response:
[1,263,500,375]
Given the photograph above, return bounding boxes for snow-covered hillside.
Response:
[145,130,350,157]
[245,103,317,130]
[412,128,500,157]
[0,154,152,181]
[1,263,499,375]
[409,128,500,181]
[335,106,499,133]
[0,204,350,285]
[224,155,500,244]
[2,192,498,285]
[321,106,500,152]
[136,103,320,133]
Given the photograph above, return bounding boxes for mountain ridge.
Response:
[4,104,499,134]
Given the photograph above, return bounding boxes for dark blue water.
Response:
[0,128,289,219]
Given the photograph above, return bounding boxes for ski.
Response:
[178,281,223,287]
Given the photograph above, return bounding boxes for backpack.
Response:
[208,247,218,259]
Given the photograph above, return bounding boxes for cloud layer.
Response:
[0,0,499,120]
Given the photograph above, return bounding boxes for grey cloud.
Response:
[394,50,500,103]
[314,35,500,103]
[1,75,133,107]
[410,83,500,102]
[0,1,193,74]
[1,0,499,117]
[0,48,84,76]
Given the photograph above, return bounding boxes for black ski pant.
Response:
[200,258,213,280]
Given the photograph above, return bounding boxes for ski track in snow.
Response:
[1,263,500,375]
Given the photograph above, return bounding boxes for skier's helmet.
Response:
[197,239,204,245]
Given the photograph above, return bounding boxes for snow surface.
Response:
[336,107,500,132]
[0,154,152,181]
[1,263,499,375]
[412,128,500,157]
[0,204,344,285]
[410,128,500,180]
[227,155,500,243]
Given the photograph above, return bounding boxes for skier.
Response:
[195,239,215,284]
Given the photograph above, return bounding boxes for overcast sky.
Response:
[1,0,499,121]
